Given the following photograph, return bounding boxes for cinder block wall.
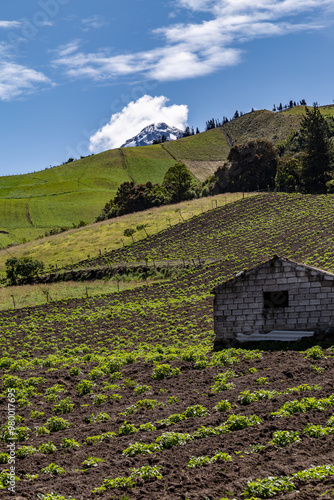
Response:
[214,258,334,345]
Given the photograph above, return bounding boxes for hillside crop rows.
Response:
[1,321,334,499]
[68,193,334,274]
[1,193,334,498]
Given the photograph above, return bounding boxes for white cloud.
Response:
[0,20,21,29]
[89,95,188,153]
[0,61,52,101]
[81,15,108,31]
[53,0,334,82]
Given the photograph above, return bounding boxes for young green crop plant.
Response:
[92,394,107,405]
[41,463,66,476]
[37,494,76,500]
[122,442,162,457]
[92,465,162,493]
[134,384,152,395]
[46,417,72,432]
[155,431,193,449]
[139,422,157,432]
[0,453,10,464]
[30,410,45,419]
[39,442,58,454]
[61,438,81,449]
[304,345,325,360]
[187,451,232,468]
[151,364,181,379]
[213,400,232,412]
[85,412,111,423]
[76,379,95,396]
[34,426,50,436]
[118,421,138,436]
[223,414,262,431]
[0,470,20,489]
[52,397,75,415]
[16,445,38,458]
[243,475,295,498]
[270,430,301,447]
[82,456,105,469]
[256,376,269,385]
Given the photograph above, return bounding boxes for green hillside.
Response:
[1,104,333,248]
[0,131,229,246]
[223,104,334,146]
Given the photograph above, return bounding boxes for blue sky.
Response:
[1,0,334,176]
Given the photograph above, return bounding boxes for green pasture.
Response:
[0,133,226,246]
[0,278,155,311]
[0,192,252,274]
[162,127,230,161]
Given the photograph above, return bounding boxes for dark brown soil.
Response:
[1,349,334,499]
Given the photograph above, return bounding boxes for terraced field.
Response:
[1,193,334,498]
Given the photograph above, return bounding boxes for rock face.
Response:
[121,122,183,148]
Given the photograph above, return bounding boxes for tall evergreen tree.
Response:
[300,104,333,193]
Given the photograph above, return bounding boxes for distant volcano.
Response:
[121,122,183,148]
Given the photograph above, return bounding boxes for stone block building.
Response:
[213,256,334,348]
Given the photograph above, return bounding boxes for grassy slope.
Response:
[223,105,334,146]
[0,132,229,246]
[1,104,333,247]
[0,192,250,273]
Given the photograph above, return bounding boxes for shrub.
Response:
[5,256,44,285]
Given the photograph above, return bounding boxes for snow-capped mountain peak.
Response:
[121,122,183,148]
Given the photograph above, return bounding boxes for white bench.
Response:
[236,330,314,342]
